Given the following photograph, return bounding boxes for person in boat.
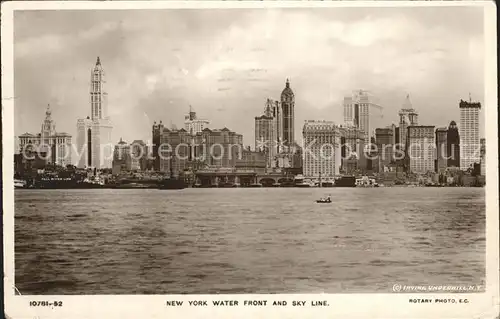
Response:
[318,195,332,203]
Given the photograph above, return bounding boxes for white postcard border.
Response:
[2,1,498,319]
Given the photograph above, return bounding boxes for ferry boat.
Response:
[14,179,27,189]
[158,178,186,190]
[249,183,263,188]
[355,176,378,187]
[118,178,160,186]
[218,182,236,188]
[35,176,106,189]
[218,176,238,188]
[312,172,335,188]
[111,182,158,189]
[320,180,335,187]
[294,174,311,187]
[279,179,295,187]
[158,164,187,190]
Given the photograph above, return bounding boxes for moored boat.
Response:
[355,176,377,187]
[294,174,310,187]
[14,179,27,189]
[333,176,356,187]
[158,178,186,190]
[111,182,158,189]
[249,183,263,188]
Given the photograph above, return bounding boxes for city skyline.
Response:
[14,7,485,147]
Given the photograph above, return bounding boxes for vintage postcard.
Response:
[2,1,498,318]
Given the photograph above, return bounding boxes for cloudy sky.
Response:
[14,6,485,146]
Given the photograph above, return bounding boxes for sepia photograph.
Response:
[2,1,498,318]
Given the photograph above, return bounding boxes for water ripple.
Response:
[14,188,485,294]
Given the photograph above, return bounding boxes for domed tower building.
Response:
[280,79,295,150]
[18,104,72,166]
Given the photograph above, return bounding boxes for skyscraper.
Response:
[112,138,132,175]
[191,128,243,169]
[343,90,383,143]
[446,121,460,168]
[302,120,341,178]
[459,99,481,170]
[255,99,277,168]
[160,127,191,176]
[435,127,448,173]
[406,125,435,174]
[272,100,282,151]
[339,124,367,173]
[375,127,395,171]
[398,94,419,151]
[343,96,354,126]
[153,122,243,175]
[130,140,148,171]
[76,57,113,169]
[281,79,295,148]
[152,120,164,171]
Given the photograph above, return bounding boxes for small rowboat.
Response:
[316,198,332,204]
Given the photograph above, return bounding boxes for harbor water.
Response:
[14,188,485,294]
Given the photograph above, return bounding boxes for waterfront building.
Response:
[159,127,191,177]
[343,90,383,143]
[235,149,267,174]
[459,99,481,170]
[446,121,460,168]
[192,128,243,169]
[14,150,51,176]
[302,120,341,179]
[480,138,486,176]
[130,140,148,171]
[275,153,292,170]
[18,104,72,167]
[76,57,113,169]
[184,106,209,135]
[339,124,367,174]
[435,127,448,173]
[112,138,132,175]
[375,127,395,172]
[290,145,303,175]
[281,79,295,148]
[406,125,435,174]
[366,136,378,173]
[152,121,163,171]
[152,122,243,175]
[272,99,282,152]
[389,123,398,146]
[273,144,303,175]
[398,94,419,151]
[255,99,277,168]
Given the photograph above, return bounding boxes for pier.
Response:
[194,168,292,187]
